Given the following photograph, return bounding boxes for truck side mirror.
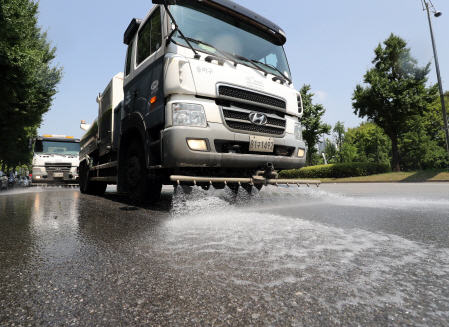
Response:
[152,0,176,4]
[28,137,33,150]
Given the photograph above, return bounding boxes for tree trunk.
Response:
[391,135,400,172]
[307,145,312,166]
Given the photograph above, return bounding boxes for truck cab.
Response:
[79,0,308,203]
[30,135,80,186]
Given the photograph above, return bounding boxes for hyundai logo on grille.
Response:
[249,113,268,125]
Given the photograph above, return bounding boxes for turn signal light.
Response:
[150,96,157,104]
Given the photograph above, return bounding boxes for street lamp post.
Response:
[424,1,449,158]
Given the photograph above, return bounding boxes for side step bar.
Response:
[169,175,320,187]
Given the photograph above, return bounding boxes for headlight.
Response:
[294,122,303,140]
[33,167,45,173]
[172,103,207,127]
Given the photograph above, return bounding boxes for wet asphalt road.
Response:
[1,183,449,326]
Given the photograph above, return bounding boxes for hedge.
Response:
[279,162,391,179]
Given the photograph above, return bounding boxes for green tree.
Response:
[0,0,63,169]
[352,34,438,171]
[300,85,331,166]
[344,122,391,164]
[333,121,345,163]
[400,92,449,170]
[324,138,337,163]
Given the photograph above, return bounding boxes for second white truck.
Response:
[29,135,80,186]
[79,0,315,203]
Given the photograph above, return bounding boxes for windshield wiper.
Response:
[162,1,200,59]
[226,53,270,76]
[183,37,240,67]
[173,34,275,79]
[251,60,292,85]
[183,37,271,76]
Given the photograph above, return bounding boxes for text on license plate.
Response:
[249,136,274,152]
[54,172,63,177]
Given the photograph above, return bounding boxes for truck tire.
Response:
[94,182,107,196]
[79,162,90,194]
[80,162,107,196]
[125,140,161,205]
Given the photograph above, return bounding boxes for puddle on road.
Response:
[0,186,77,197]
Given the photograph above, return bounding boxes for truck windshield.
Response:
[170,1,292,79]
[35,141,80,155]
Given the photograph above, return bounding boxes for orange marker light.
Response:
[150,96,157,104]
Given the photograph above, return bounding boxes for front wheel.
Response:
[79,162,90,194]
[125,141,161,205]
[79,162,106,195]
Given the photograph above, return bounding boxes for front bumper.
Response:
[32,172,79,185]
[162,123,306,170]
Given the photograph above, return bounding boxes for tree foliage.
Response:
[344,122,391,164]
[324,138,337,164]
[399,92,449,170]
[300,84,331,166]
[333,121,345,163]
[352,34,438,171]
[0,0,63,171]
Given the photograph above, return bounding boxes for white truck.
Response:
[79,0,316,204]
[28,135,80,186]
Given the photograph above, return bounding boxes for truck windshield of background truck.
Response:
[35,141,80,156]
[169,1,292,79]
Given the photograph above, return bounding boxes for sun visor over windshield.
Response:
[201,0,287,46]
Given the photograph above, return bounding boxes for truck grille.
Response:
[218,85,286,110]
[45,163,71,170]
[222,108,286,136]
[44,163,71,180]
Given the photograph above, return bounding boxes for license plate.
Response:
[54,172,63,177]
[249,136,274,152]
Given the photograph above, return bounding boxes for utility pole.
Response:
[423,0,449,158]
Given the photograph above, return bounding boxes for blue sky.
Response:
[36,0,449,139]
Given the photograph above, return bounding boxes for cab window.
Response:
[136,7,162,65]
[125,42,133,76]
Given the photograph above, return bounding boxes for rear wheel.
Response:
[126,140,161,205]
[92,182,107,196]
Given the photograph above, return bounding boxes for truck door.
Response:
[125,6,165,130]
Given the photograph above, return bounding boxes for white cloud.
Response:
[314,90,328,103]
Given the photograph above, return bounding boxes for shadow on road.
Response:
[398,170,443,183]
[99,191,173,213]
